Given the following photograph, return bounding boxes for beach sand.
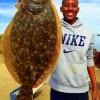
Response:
[0,55,100,100]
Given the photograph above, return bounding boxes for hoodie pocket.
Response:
[51,63,89,87]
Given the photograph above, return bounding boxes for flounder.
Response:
[3,0,62,100]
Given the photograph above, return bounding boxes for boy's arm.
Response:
[87,66,97,90]
[87,66,100,100]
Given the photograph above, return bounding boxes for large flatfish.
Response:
[3,0,62,100]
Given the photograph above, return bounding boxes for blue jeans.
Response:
[50,88,89,100]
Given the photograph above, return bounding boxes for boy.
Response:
[49,0,100,100]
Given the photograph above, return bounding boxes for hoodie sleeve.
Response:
[86,34,95,67]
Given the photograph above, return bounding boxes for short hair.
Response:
[62,0,79,6]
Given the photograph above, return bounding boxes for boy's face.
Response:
[60,0,79,24]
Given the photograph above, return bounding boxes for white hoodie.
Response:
[49,19,95,93]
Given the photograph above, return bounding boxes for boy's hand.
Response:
[92,89,100,100]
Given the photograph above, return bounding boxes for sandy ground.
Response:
[0,54,100,100]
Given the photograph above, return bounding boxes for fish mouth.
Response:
[29,3,42,11]
[22,0,47,14]
[25,2,47,14]
[22,3,43,15]
[28,0,47,12]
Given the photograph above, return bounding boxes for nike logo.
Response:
[63,49,75,53]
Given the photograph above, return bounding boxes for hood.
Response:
[62,18,82,28]
[61,18,83,33]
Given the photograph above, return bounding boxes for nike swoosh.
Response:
[63,49,74,53]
